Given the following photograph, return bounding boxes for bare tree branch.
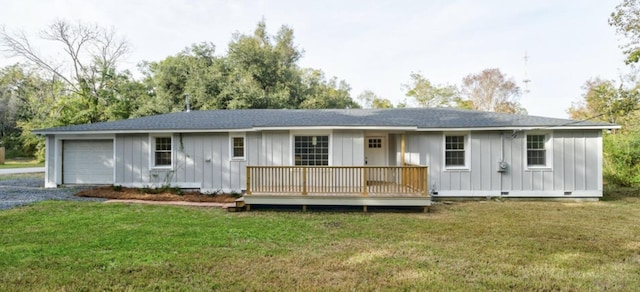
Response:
[1,20,130,105]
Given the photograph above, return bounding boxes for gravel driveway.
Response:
[0,176,106,210]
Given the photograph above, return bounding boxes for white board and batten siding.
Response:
[114,133,260,193]
[332,130,365,166]
[403,130,603,198]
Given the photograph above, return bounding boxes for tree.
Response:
[357,90,393,108]
[1,20,131,123]
[568,78,640,128]
[402,73,457,107]
[139,20,359,113]
[610,0,640,64]
[297,69,360,109]
[459,68,526,114]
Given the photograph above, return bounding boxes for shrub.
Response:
[603,131,640,187]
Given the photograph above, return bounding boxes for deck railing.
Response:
[246,166,428,196]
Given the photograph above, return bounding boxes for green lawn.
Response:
[1,198,639,291]
[0,158,43,169]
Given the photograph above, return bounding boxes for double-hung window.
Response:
[230,133,245,160]
[294,135,329,166]
[444,134,469,169]
[153,136,172,168]
[527,134,547,166]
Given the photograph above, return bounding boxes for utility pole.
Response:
[523,51,531,95]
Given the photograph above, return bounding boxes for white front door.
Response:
[364,136,386,166]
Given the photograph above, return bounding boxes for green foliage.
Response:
[138,21,359,114]
[402,72,457,107]
[603,131,640,187]
[569,76,640,187]
[568,78,640,128]
[609,0,640,64]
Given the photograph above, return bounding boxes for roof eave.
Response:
[415,125,621,131]
[33,124,619,136]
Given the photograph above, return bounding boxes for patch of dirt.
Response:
[75,186,238,203]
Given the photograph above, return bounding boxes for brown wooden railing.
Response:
[246,166,428,196]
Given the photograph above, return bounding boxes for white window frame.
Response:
[230,132,246,161]
[149,134,174,170]
[443,132,470,170]
[524,131,553,170]
[290,131,332,166]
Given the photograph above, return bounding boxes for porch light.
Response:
[312,136,317,146]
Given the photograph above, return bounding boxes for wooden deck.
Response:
[243,166,431,212]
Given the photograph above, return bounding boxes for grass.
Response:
[0,158,44,169]
[0,172,44,181]
[1,198,639,291]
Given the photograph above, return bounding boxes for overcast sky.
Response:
[0,0,627,118]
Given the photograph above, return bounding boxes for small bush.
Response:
[111,185,123,192]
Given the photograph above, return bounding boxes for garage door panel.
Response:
[63,140,114,184]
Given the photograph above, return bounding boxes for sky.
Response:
[0,0,628,118]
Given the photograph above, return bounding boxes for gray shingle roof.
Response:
[33,108,618,134]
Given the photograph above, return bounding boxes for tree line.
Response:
[0,20,526,161]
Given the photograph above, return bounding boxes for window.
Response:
[294,135,329,166]
[231,135,245,159]
[445,135,466,167]
[368,138,382,148]
[153,136,172,167]
[527,134,546,166]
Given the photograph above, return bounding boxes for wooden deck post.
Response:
[423,167,428,197]
[302,167,308,195]
[246,167,251,195]
[362,167,368,196]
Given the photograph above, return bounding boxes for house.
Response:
[33,108,618,209]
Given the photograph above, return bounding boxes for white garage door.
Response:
[63,140,114,184]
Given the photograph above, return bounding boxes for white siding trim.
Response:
[119,182,201,189]
[44,137,56,188]
[434,190,602,198]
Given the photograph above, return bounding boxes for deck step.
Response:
[227,197,246,212]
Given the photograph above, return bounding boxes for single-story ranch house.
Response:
[34,108,618,209]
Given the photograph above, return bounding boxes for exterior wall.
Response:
[109,130,366,192]
[115,134,149,185]
[47,128,603,198]
[260,131,290,166]
[114,133,245,192]
[403,130,603,198]
[332,130,365,166]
